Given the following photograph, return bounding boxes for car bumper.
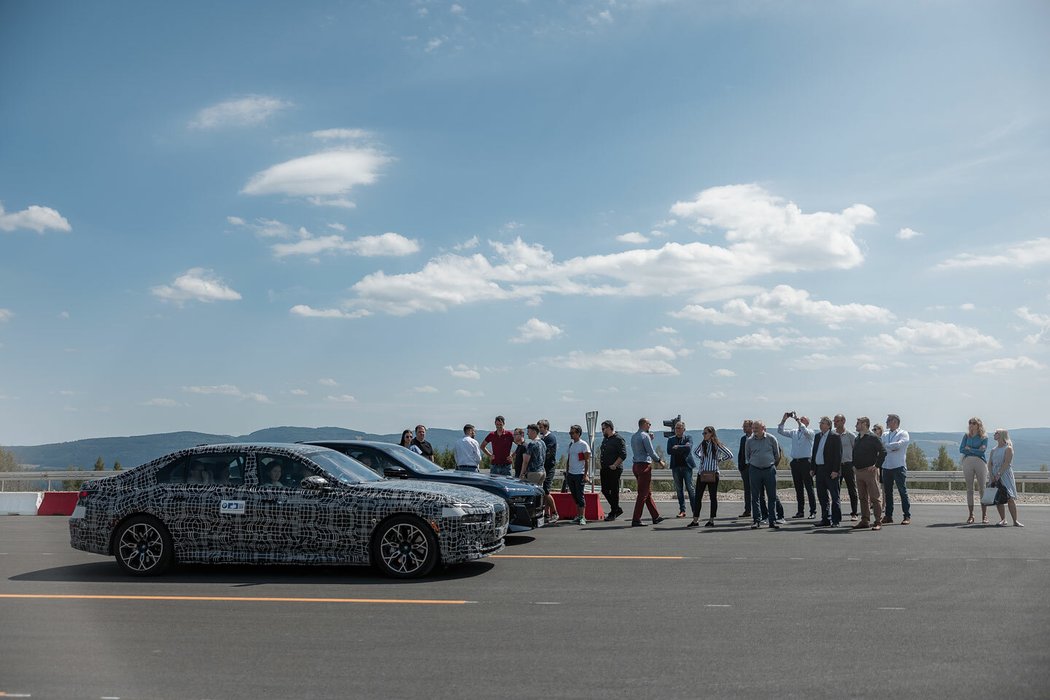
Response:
[508,500,545,532]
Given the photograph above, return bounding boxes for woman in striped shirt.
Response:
[688,426,734,528]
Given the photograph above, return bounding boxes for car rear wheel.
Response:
[372,515,439,579]
[114,515,173,576]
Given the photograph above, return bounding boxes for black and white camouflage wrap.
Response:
[69,443,507,571]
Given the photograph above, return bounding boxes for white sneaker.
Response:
[579,517,587,525]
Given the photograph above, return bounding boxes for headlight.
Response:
[441,503,491,523]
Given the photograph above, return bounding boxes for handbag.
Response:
[700,470,718,483]
[994,482,1011,505]
[980,485,998,507]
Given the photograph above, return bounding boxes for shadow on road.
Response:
[9,559,496,585]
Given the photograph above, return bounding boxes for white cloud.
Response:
[311,128,370,141]
[289,389,309,396]
[616,231,649,244]
[412,385,439,394]
[181,385,271,403]
[713,368,736,377]
[960,303,976,311]
[454,389,484,398]
[446,364,481,380]
[670,183,873,271]
[867,320,1001,355]
[972,356,1045,374]
[897,227,923,240]
[327,394,357,403]
[450,3,465,15]
[548,346,680,375]
[227,216,294,238]
[703,331,840,359]
[0,202,71,234]
[273,232,420,258]
[0,308,11,322]
[242,149,389,203]
[58,311,70,319]
[654,326,678,335]
[674,285,892,327]
[290,305,371,319]
[937,237,1050,270]
[141,398,182,407]
[1016,307,1050,344]
[151,268,241,304]
[708,391,727,399]
[189,95,291,129]
[344,185,876,316]
[425,36,447,52]
[318,378,339,387]
[511,318,564,343]
[453,236,480,251]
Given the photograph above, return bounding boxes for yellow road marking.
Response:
[490,554,683,560]
[0,593,469,605]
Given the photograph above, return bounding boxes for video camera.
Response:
[661,414,682,438]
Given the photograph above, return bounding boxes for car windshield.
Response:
[380,444,445,474]
[305,449,383,484]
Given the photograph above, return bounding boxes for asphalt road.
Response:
[1,504,1048,700]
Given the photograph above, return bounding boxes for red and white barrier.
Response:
[0,492,45,515]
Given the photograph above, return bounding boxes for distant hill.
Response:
[6,426,1050,471]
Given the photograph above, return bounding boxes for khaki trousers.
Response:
[856,466,882,524]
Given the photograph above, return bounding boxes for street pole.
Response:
[585,410,598,493]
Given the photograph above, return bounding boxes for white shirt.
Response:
[454,435,482,467]
[566,438,590,475]
[835,429,855,463]
[814,431,830,466]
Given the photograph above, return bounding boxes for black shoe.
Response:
[704,520,715,528]
[809,512,817,518]
[771,523,781,529]
[686,520,699,528]
[791,512,805,519]
[739,511,751,518]
[631,520,646,527]
[652,516,665,525]
[814,520,832,528]
[614,507,624,516]
[603,513,617,522]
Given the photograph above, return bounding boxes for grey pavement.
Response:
[1,503,1048,699]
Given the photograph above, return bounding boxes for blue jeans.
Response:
[671,465,697,514]
[882,467,910,519]
[490,464,512,477]
[750,467,778,526]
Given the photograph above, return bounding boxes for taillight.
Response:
[78,489,92,501]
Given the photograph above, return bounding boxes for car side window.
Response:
[345,448,384,475]
[256,453,310,487]
[155,453,245,485]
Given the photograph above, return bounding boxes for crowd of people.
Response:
[397,414,1024,530]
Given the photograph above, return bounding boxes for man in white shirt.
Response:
[454,424,482,472]
[778,412,817,519]
[565,424,591,525]
[880,413,911,525]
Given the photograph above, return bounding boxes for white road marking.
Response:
[847,557,860,561]
[534,602,561,605]
[704,604,732,608]
[878,607,906,610]
[790,557,804,560]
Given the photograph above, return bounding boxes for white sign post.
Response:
[585,410,598,493]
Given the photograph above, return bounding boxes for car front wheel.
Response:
[372,515,439,579]
[114,515,173,576]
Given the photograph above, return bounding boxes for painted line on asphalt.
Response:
[878,607,906,610]
[490,555,683,560]
[704,604,732,608]
[0,594,471,605]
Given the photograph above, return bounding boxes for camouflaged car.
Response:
[69,443,508,578]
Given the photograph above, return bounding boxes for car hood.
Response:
[426,470,543,496]
[361,478,505,508]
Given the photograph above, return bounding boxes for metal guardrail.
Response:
[4,468,1049,492]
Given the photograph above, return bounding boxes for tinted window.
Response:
[156,453,246,485]
[303,449,382,484]
[380,444,444,474]
[257,453,312,487]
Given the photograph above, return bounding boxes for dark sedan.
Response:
[305,440,546,532]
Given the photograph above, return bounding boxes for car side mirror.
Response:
[301,475,330,490]
[383,467,408,479]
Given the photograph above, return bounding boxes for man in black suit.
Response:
[810,416,842,527]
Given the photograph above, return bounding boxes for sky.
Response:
[1,0,1049,446]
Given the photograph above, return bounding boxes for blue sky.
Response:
[2,0,1049,445]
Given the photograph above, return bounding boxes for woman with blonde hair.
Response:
[959,417,989,524]
[989,428,1022,527]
